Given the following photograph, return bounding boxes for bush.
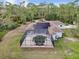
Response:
[0,24,7,31]
[6,22,20,30]
[45,13,59,20]
[0,22,20,31]
[33,35,46,46]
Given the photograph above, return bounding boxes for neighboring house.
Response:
[20,21,63,48]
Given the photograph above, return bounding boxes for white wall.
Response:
[52,32,62,40]
[56,32,62,38]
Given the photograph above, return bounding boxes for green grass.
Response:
[66,42,79,53]
[54,37,79,59]
[64,42,79,59]
[0,31,7,41]
[55,38,64,49]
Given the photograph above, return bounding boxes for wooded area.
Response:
[0,0,79,39]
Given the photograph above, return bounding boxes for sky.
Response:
[0,0,73,6]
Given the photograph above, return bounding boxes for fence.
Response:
[20,31,27,46]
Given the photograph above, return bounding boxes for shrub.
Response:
[0,22,20,31]
[0,24,7,31]
[6,22,20,30]
[33,35,46,46]
[45,13,59,20]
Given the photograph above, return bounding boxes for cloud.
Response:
[5,0,16,4]
[5,0,29,7]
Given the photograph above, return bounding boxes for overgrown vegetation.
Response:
[0,0,79,40]
[0,0,79,25]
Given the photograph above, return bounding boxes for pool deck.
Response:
[20,23,54,48]
[21,34,53,48]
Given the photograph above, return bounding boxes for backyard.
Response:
[0,24,64,59]
[0,24,79,59]
[0,0,79,59]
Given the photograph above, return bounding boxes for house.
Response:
[48,21,63,40]
[20,21,63,48]
[47,21,64,28]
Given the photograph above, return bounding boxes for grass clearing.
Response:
[0,31,7,41]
